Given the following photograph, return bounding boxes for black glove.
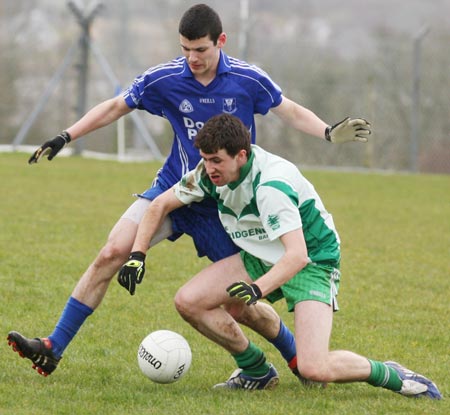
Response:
[28,131,71,164]
[227,281,262,306]
[118,251,146,296]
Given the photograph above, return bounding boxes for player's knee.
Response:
[174,287,199,321]
[224,302,247,323]
[96,242,129,267]
[297,359,329,383]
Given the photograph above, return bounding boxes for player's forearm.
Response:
[66,97,132,140]
[271,96,328,139]
[254,229,309,296]
[132,204,167,253]
[256,251,308,297]
[292,106,328,139]
[132,188,185,253]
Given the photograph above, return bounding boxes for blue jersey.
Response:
[123,51,282,193]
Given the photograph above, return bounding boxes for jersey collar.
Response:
[227,148,255,190]
[217,51,232,75]
[181,50,231,78]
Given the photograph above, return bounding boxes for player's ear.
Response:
[237,149,248,164]
[217,32,226,48]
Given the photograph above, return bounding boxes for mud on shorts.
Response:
[240,251,340,312]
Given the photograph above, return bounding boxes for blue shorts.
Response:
[139,181,239,262]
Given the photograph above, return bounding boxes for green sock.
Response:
[367,360,403,392]
[232,341,270,377]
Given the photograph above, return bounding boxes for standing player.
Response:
[7,3,370,383]
[119,113,441,398]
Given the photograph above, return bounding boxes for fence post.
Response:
[410,26,429,173]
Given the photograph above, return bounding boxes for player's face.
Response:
[180,34,226,82]
[200,149,247,186]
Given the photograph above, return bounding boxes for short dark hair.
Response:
[178,4,223,44]
[194,114,251,157]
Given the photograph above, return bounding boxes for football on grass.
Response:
[137,330,192,384]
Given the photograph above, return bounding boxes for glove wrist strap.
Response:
[130,251,146,261]
[250,283,262,299]
[324,126,332,142]
[60,131,72,143]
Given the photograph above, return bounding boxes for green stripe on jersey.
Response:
[259,180,299,207]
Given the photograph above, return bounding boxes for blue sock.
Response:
[48,296,93,357]
[269,320,296,364]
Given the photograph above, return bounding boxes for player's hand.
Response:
[28,131,71,164]
[227,281,262,306]
[118,251,146,296]
[325,117,371,144]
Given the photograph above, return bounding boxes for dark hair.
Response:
[178,4,223,44]
[194,114,251,157]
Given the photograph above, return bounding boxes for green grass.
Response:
[1,152,449,415]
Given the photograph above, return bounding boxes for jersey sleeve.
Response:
[256,180,302,241]
[173,161,209,204]
[123,73,147,109]
[229,58,283,116]
[251,67,283,115]
[122,67,166,114]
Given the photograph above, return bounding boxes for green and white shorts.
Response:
[240,251,341,312]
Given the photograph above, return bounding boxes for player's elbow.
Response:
[150,197,168,216]
[152,188,183,216]
[150,196,177,222]
[286,250,309,274]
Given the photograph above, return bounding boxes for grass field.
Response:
[1,152,449,415]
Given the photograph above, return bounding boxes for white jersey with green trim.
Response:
[174,145,340,266]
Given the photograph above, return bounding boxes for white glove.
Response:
[325,117,371,143]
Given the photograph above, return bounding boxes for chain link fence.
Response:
[1,1,449,174]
